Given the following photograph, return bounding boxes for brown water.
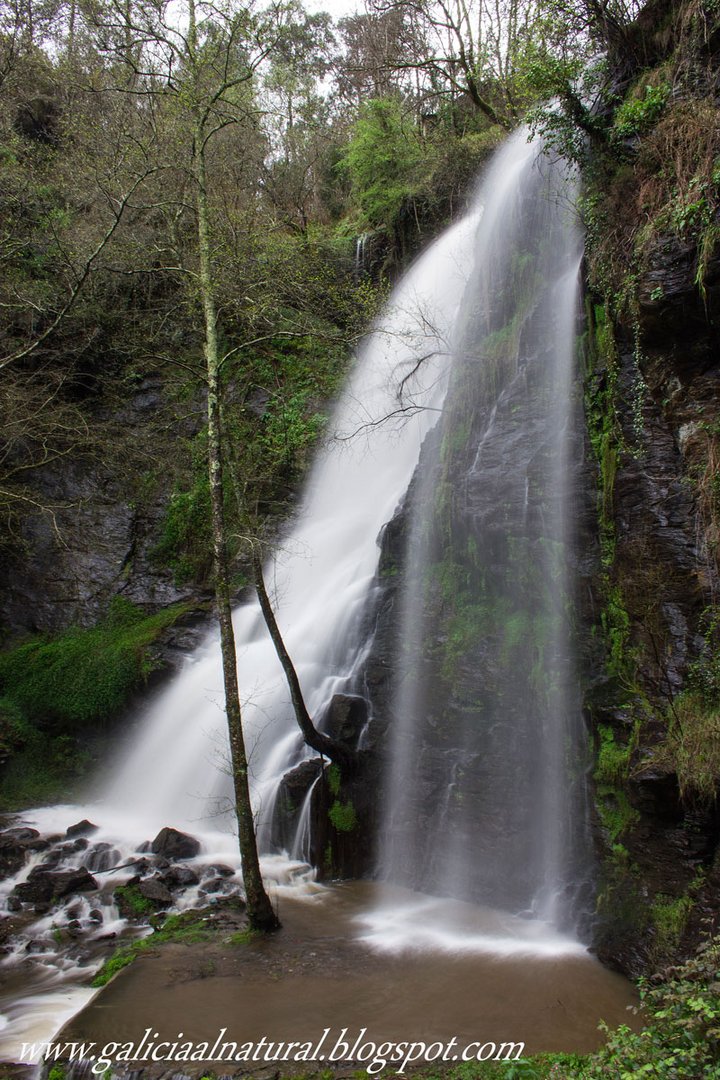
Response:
[60,883,640,1065]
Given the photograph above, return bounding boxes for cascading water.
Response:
[370,130,591,944]
[0,129,604,1060]
[98,203,484,844]
[0,187,491,1056]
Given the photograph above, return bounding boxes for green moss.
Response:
[328,799,357,832]
[114,884,154,917]
[228,928,258,946]
[0,598,191,733]
[595,724,633,786]
[326,763,341,796]
[92,911,215,986]
[152,475,213,585]
[650,608,720,800]
[596,787,639,843]
[584,303,623,566]
[650,893,693,960]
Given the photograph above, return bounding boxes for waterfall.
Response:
[373,130,590,938]
[1,130,590,978]
[93,200,484,845]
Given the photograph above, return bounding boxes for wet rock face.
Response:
[0,828,47,877]
[320,694,369,747]
[0,379,208,638]
[586,227,720,973]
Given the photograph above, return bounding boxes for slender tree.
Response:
[86,0,284,930]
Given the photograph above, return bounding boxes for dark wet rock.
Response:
[1,828,39,844]
[137,878,173,906]
[40,849,63,869]
[51,868,99,899]
[199,877,233,895]
[320,693,369,747]
[204,864,234,879]
[13,875,54,904]
[88,909,103,923]
[13,866,98,905]
[84,843,122,873]
[160,865,199,889]
[629,770,683,822]
[151,828,200,860]
[25,939,48,953]
[118,858,150,878]
[66,819,98,839]
[271,758,324,854]
[6,895,21,913]
[0,827,47,877]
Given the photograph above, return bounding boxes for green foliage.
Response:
[651,608,720,800]
[582,938,720,1078]
[650,894,693,960]
[595,724,632,786]
[613,83,670,140]
[341,98,423,230]
[0,598,190,733]
[656,691,720,801]
[0,721,91,811]
[594,724,639,843]
[153,475,213,585]
[601,586,632,683]
[328,799,357,832]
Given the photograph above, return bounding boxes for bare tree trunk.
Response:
[194,106,279,932]
[251,545,357,772]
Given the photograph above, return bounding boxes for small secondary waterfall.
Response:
[375,131,590,936]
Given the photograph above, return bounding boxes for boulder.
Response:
[0,828,44,878]
[137,878,173,906]
[65,820,98,839]
[151,827,200,860]
[160,865,199,889]
[13,875,54,905]
[50,868,98,899]
[84,843,122,873]
[320,693,369,747]
[204,864,234,879]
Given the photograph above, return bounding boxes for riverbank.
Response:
[55,885,638,1072]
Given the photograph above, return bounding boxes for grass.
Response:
[0,597,193,809]
[0,596,192,731]
[91,911,217,987]
[652,692,720,800]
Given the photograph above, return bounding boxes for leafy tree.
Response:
[342,96,423,230]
